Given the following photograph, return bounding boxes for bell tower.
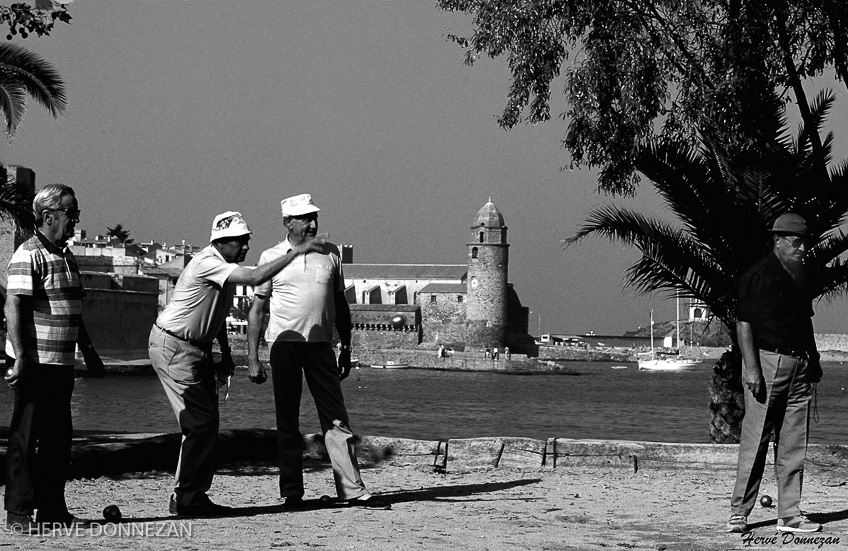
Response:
[466,198,508,348]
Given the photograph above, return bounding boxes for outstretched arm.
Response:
[227,234,328,286]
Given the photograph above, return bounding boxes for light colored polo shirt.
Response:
[155,245,238,344]
[254,238,343,343]
[5,232,82,366]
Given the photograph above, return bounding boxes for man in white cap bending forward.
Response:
[149,211,325,517]
[247,194,390,509]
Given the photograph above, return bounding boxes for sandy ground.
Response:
[2,459,848,551]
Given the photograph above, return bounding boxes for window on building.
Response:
[471,247,478,259]
[479,232,484,243]
[457,296,463,303]
[430,295,437,303]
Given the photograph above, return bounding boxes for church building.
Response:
[343,200,532,353]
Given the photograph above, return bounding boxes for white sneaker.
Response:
[777,515,821,533]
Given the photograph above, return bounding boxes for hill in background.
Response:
[624,319,733,348]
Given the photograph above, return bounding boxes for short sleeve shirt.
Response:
[155,245,238,344]
[254,238,344,343]
[5,232,83,365]
[736,252,815,352]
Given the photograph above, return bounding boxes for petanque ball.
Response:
[103,504,122,522]
[760,495,773,508]
[319,495,333,505]
[391,315,404,328]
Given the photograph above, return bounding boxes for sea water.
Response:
[2,361,847,444]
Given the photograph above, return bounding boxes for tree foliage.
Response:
[564,92,848,442]
[106,223,133,244]
[0,2,71,40]
[437,0,848,195]
[0,40,66,137]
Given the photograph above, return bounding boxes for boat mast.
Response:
[675,294,681,351]
[650,309,655,361]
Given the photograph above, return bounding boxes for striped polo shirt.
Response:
[5,232,83,366]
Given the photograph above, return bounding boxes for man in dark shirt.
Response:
[727,213,823,534]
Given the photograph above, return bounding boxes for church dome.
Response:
[473,199,505,227]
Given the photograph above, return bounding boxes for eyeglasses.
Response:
[292,214,317,224]
[780,235,807,248]
[49,207,81,220]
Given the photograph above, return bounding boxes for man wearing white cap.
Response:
[247,194,390,509]
[149,211,325,517]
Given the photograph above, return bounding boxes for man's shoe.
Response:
[346,495,391,510]
[281,496,305,510]
[169,494,233,518]
[726,514,747,533]
[6,512,39,535]
[777,515,822,533]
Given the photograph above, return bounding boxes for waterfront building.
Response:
[343,199,532,354]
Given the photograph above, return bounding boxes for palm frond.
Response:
[0,42,66,136]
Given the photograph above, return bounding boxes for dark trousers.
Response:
[4,359,75,518]
[270,341,366,500]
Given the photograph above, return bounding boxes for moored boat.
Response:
[370,361,409,369]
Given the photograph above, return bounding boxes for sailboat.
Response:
[638,298,702,371]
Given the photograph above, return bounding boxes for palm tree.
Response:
[0,41,66,138]
[564,90,848,443]
[0,41,66,233]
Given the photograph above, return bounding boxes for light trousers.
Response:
[148,325,219,507]
[731,351,811,518]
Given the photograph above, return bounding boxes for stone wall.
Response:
[421,293,467,346]
[352,327,421,350]
[76,255,139,275]
[80,272,159,360]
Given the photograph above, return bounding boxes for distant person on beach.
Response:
[4,184,104,534]
[727,213,823,534]
[247,193,390,510]
[149,211,325,518]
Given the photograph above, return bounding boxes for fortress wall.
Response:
[80,272,159,360]
[352,327,421,350]
[420,295,466,345]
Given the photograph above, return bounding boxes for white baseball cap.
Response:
[210,211,252,242]
[281,194,321,217]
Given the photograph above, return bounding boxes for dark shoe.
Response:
[281,496,305,510]
[6,512,39,535]
[346,495,391,510]
[36,513,92,530]
[169,494,233,518]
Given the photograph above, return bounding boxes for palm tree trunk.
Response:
[708,346,744,443]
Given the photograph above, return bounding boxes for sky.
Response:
[2,0,848,336]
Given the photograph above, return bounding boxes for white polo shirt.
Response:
[254,238,343,343]
[155,245,238,344]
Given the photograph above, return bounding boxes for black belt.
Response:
[761,346,807,360]
[155,324,210,350]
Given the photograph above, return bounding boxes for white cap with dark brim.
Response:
[210,211,252,242]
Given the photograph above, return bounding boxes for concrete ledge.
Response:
[4,429,848,481]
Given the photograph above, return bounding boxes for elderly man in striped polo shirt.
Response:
[4,184,104,535]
